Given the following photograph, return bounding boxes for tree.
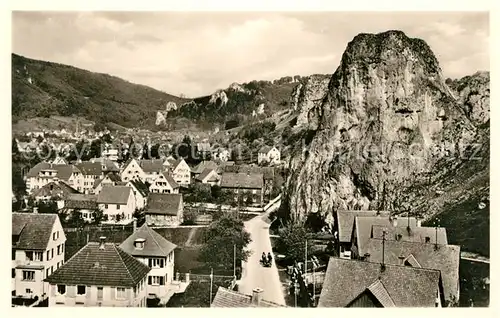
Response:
[199,213,252,270]
[276,222,310,262]
[93,209,104,224]
[37,200,58,214]
[142,142,151,160]
[66,209,85,228]
[150,143,160,159]
[89,139,102,159]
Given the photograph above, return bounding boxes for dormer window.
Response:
[134,238,146,250]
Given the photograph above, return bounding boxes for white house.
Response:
[12,213,66,299]
[120,158,146,183]
[165,158,191,186]
[93,172,122,195]
[119,224,177,302]
[62,194,99,223]
[75,162,108,194]
[25,163,84,194]
[32,180,80,210]
[257,146,281,165]
[194,168,220,186]
[139,159,166,184]
[97,186,136,223]
[102,148,119,161]
[127,179,150,210]
[213,148,231,162]
[149,172,180,194]
[45,238,149,307]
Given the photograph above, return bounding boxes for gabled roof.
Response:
[145,193,182,216]
[354,216,418,256]
[196,168,219,182]
[192,161,218,175]
[167,158,189,171]
[12,213,59,250]
[220,172,264,189]
[129,179,150,197]
[159,172,180,189]
[317,258,441,307]
[222,165,274,180]
[258,145,276,154]
[362,238,460,303]
[32,181,80,199]
[26,162,51,178]
[139,159,165,173]
[97,186,133,205]
[93,172,121,189]
[119,224,177,257]
[336,210,391,243]
[64,194,98,210]
[75,162,104,176]
[45,242,150,287]
[371,225,448,245]
[211,287,286,308]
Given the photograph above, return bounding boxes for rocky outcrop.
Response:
[448,72,490,125]
[284,30,481,223]
[209,90,228,106]
[291,74,331,130]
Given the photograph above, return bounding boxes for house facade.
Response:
[93,172,122,195]
[168,159,191,186]
[45,239,149,307]
[12,213,66,299]
[220,172,264,205]
[97,186,136,222]
[195,168,220,186]
[25,163,84,194]
[63,194,99,223]
[119,224,177,301]
[149,172,180,194]
[139,159,166,184]
[121,158,146,183]
[145,193,184,227]
[75,162,107,194]
[257,146,280,165]
[127,179,149,210]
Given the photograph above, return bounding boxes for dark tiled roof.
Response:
[220,172,263,189]
[223,165,274,180]
[139,159,165,173]
[354,216,418,256]
[371,225,448,245]
[75,162,104,176]
[129,179,150,197]
[336,210,391,243]
[363,239,460,303]
[64,194,98,210]
[195,168,218,182]
[145,193,182,216]
[97,186,132,204]
[12,213,59,250]
[26,162,51,178]
[161,172,180,189]
[192,161,218,175]
[317,258,441,307]
[119,224,177,257]
[32,181,80,199]
[211,287,286,308]
[45,242,150,287]
[53,165,80,181]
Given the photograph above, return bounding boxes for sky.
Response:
[12,11,489,97]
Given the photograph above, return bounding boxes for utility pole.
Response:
[209,268,213,305]
[435,217,440,250]
[233,244,236,280]
[382,230,387,270]
[312,263,316,307]
[304,239,308,277]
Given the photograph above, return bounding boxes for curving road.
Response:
[238,210,286,306]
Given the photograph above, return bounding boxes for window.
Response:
[116,287,126,299]
[148,258,164,268]
[148,276,165,286]
[26,289,32,294]
[51,249,54,259]
[46,268,50,277]
[22,270,35,281]
[53,231,59,240]
[57,285,66,295]
[57,245,61,255]
[26,251,34,261]
[12,269,15,278]
[117,204,121,210]
[34,252,43,261]
[105,204,108,209]
[97,287,103,300]
[77,285,86,295]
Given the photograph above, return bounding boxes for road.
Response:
[238,212,286,306]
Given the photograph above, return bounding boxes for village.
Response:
[11,125,489,308]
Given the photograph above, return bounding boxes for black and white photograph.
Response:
[9,6,490,308]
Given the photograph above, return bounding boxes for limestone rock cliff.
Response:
[284,30,481,223]
[448,71,490,125]
[291,74,331,130]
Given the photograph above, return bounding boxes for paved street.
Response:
[238,212,286,306]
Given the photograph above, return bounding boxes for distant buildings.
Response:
[257,146,280,166]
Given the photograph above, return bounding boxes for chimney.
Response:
[33,207,38,214]
[364,253,371,262]
[398,255,405,265]
[417,218,422,227]
[251,288,263,306]
[392,216,398,227]
[133,218,137,232]
[396,234,402,241]
[99,236,106,249]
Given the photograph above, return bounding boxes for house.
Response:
[370,224,448,245]
[89,158,120,173]
[149,172,180,194]
[119,224,177,300]
[44,238,149,307]
[63,194,99,223]
[222,165,274,194]
[97,186,136,223]
[51,156,68,165]
[220,172,264,205]
[120,158,146,183]
[196,142,212,159]
[127,179,150,210]
[75,162,108,194]
[195,168,220,185]
[102,148,119,161]
[25,163,84,194]
[211,287,285,307]
[191,160,219,178]
[257,146,280,165]
[93,172,122,195]
[361,238,460,306]
[335,210,391,258]
[145,193,183,227]
[12,213,66,299]
[166,158,191,186]
[139,159,166,183]
[317,258,443,307]
[212,148,231,162]
[32,180,80,210]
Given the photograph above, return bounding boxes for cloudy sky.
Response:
[12,11,489,97]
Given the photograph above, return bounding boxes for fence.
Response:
[175,272,236,289]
